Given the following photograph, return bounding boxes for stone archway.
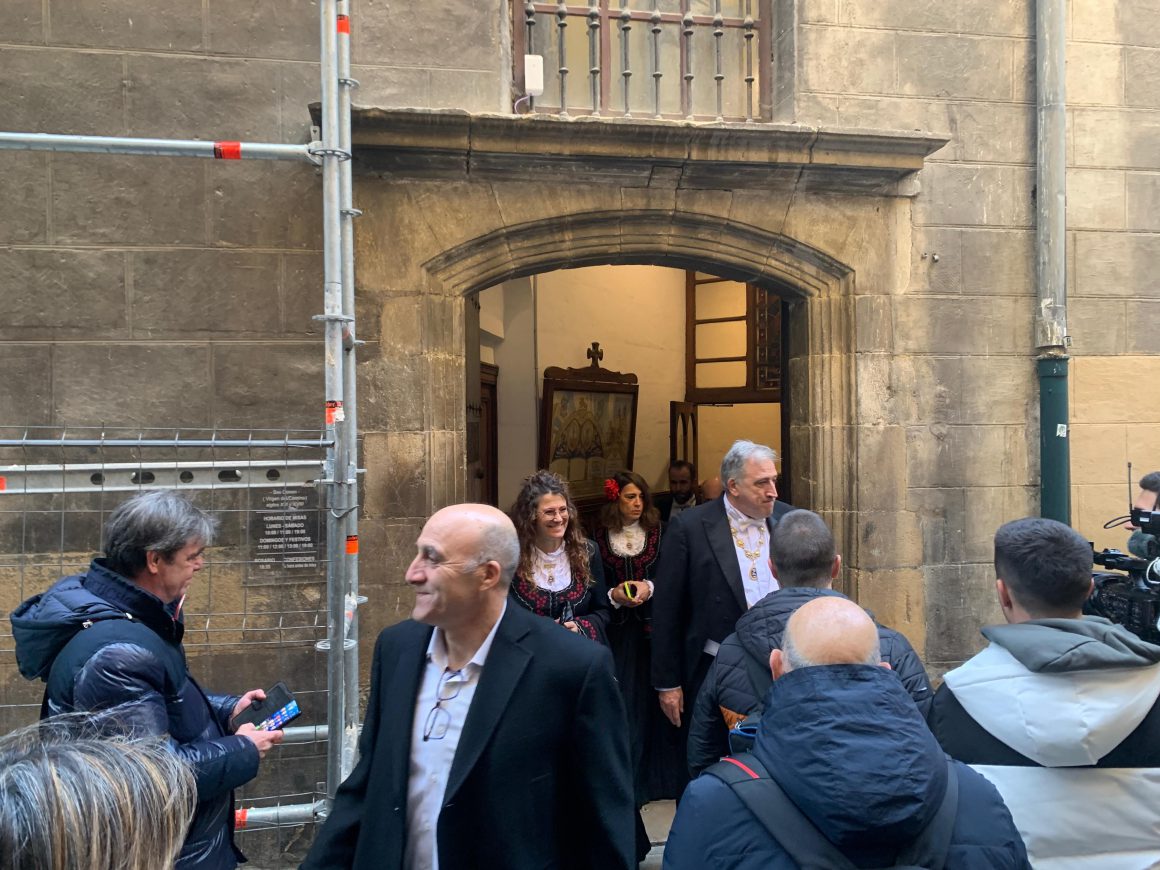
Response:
[349,109,944,652]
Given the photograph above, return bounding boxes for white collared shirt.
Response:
[723,495,779,608]
[404,600,507,870]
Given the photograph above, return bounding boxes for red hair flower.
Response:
[603,478,620,502]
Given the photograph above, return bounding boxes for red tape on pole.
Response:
[213,141,242,160]
[336,14,350,34]
[235,807,249,829]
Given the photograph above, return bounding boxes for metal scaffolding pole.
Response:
[0,132,317,162]
[0,0,361,833]
[336,0,365,781]
[316,0,355,803]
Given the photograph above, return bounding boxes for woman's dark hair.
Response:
[509,470,592,587]
[598,470,660,532]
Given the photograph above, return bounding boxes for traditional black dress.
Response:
[508,540,610,644]
[594,523,686,805]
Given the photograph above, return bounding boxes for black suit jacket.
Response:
[655,492,700,524]
[651,497,794,693]
[302,603,635,870]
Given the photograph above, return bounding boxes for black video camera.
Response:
[1086,544,1160,644]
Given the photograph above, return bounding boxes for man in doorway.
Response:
[11,490,281,870]
[928,517,1160,867]
[651,440,793,736]
[656,459,700,523]
[664,598,1029,870]
[687,509,931,776]
[302,504,634,870]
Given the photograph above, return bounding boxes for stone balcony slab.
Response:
[323,107,949,197]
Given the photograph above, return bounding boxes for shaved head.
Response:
[778,597,881,673]
[428,503,520,585]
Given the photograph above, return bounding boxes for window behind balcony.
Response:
[512,2,771,122]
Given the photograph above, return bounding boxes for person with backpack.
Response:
[664,597,1029,870]
[687,509,931,777]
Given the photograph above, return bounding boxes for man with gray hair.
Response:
[664,598,1030,869]
[12,490,280,870]
[652,439,793,738]
[303,503,634,870]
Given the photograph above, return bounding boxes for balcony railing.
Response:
[513,1,772,122]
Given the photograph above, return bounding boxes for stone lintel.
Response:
[330,106,949,197]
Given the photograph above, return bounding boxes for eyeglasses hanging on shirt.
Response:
[422,667,465,742]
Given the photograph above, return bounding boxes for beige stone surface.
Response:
[1067,168,1126,230]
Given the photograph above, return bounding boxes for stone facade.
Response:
[2,0,1160,862]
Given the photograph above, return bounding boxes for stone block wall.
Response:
[792,0,1160,672]
[1065,0,1160,550]
[793,0,1041,672]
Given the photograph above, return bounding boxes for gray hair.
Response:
[103,491,218,579]
[0,712,197,870]
[782,625,881,672]
[470,518,521,587]
[720,440,779,486]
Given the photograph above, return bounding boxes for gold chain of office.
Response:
[729,523,764,582]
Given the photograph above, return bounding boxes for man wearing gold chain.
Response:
[651,439,793,786]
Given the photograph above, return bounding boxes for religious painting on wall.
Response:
[539,343,639,503]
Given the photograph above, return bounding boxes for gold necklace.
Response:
[729,522,765,581]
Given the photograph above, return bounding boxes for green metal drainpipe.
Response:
[1036,0,1069,523]
[1038,357,1070,522]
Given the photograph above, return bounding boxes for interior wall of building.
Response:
[697,403,782,485]
[479,265,686,505]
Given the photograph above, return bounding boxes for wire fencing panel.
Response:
[0,427,333,867]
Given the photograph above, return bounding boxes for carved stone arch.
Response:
[422,209,852,302]
[422,207,858,571]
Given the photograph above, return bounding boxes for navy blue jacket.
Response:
[688,586,932,776]
[665,665,1029,870]
[11,560,260,870]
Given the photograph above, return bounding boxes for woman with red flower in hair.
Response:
[507,470,610,643]
[594,470,682,862]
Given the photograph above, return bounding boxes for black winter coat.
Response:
[688,586,932,776]
[665,665,1030,870]
[11,559,260,870]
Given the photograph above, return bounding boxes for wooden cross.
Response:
[587,341,604,368]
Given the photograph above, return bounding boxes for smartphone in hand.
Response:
[230,682,301,732]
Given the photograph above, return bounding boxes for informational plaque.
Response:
[255,487,320,571]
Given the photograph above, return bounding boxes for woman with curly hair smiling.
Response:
[507,470,610,643]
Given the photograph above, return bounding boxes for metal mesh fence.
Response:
[0,426,337,866]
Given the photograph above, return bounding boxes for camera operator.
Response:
[1125,470,1160,559]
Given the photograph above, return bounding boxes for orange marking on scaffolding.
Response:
[336,15,350,34]
[325,400,343,424]
[345,535,359,554]
[235,807,249,829]
[213,141,242,160]
[0,477,6,491]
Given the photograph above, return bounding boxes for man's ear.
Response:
[831,554,842,580]
[478,559,502,591]
[770,648,788,680]
[878,661,892,671]
[996,578,1014,612]
[144,550,163,576]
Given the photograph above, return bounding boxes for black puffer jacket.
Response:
[688,587,932,776]
[11,559,260,870]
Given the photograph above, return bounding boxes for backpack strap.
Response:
[705,753,859,870]
[894,761,959,870]
[705,753,960,870]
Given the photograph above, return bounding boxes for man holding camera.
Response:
[1126,470,1160,559]
[928,517,1160,867]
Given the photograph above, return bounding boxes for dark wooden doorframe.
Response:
[480,363,499,507]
